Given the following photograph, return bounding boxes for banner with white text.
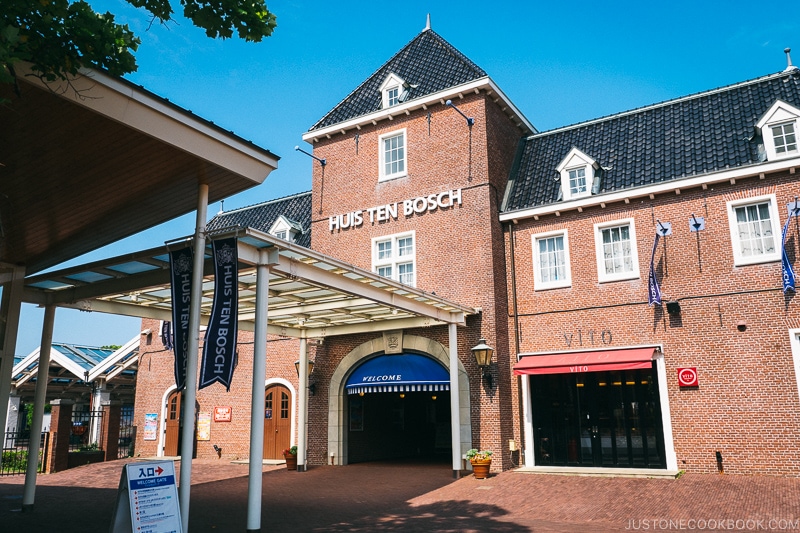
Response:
[200,237,239,390]
[168,246,194,391]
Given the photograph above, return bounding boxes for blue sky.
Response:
[11,0,800,354]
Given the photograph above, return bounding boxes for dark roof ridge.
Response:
[308,29,487,132]
[528,69,798,140]
[215,190,311,217]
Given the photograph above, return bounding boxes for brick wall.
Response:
[506,170,800,475]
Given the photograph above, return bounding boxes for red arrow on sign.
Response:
[155,466,164,476]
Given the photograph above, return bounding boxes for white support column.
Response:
[521,374,535,467]
[297,337,308,472]
[448,322,461,477]
[0,265,25,437]
[22,304,55,511]
[178,183,208,533]
[247,248,275,533]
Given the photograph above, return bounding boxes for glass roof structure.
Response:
[22,227,476,340]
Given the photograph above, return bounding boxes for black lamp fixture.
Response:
[471,338,494,390]
[445,99,475,127]
[295,359,316,395]
[295,145,326,167]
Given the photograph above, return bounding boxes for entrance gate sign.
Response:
[110,460,182,533]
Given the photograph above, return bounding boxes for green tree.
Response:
[1,0,276,92]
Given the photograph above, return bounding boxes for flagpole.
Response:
[179,183,208,532]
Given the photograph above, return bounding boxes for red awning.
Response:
[513,347,657,375]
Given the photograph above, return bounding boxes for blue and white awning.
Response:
[345,354,450,395]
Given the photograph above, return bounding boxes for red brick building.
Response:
[133,27,800,476]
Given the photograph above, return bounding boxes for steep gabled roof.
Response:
[309,29,487,131]
[206,191,312,248]
[502,69,800,213]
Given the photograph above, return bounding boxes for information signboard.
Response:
[110,460,182,533]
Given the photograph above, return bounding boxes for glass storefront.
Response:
[531,365,666,468]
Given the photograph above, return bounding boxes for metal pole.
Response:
[448,322,461,477]
[247,250,271,532]
[21,304,55,511]
[297,337,308,471]
[178,183,208,532]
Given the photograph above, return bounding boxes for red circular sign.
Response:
[677,367,698,387]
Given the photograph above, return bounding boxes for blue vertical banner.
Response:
[168,247,194,391]
[200,237,239,391]
[782,214,796,293]
[648,233,662,306]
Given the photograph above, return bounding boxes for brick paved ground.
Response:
[1,459,799,532]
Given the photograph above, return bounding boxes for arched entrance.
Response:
[263,384,291,459]
[164,390,181,456]
[347,389,451,463]
[328,335,472,467]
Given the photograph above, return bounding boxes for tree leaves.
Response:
[1,0,276,96]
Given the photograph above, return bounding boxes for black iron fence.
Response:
[1,430,49,476]
[118,405,135,459]
[70,410,105,452]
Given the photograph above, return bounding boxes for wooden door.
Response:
[164,391,181,456]
[263,385,291,459]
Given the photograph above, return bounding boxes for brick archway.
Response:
[326,334,471,465]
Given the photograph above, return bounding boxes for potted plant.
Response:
[282,445,298,471]
[466,448,492,479]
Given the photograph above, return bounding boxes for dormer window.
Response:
[379,73,407,109]
[556,148,598,201]
[269,216,303,243]
[756,100,800,160]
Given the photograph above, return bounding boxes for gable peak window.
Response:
[756,100,800,161]
[379,73,408,109]
[556,148,599,201]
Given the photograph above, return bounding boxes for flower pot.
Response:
[470,458,491,479]
[284,454,297,470]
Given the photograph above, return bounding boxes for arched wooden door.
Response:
[263,385,291,459]
[164,391,181,456]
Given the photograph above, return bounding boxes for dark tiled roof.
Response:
[206,191,312,248]
[309,29,487,131]
[503,70,800,212]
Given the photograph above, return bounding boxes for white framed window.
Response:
[756,100,800,161]
[372,231,415,286]
[726,194,782,266]
[387,86,400,107]
[556,147,598,201]
[772,122,797,155]
[788,329,800,408]
[379,129,407,181]
[568,167,587,197]
[532,230,571,290]
[594,218,640,282]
